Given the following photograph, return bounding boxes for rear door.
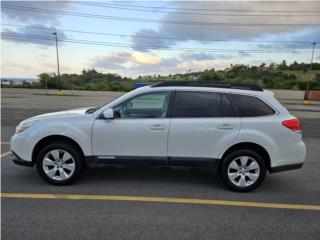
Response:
[167,90,241,165]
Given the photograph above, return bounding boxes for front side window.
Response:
[231,94,276,117]
[113,91,171,118]
[172,91,235,118]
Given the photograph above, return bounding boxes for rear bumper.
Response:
[269,163,303,173]
[11,151,34,167]
[270,140,306,172]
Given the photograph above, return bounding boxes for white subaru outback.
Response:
[10,82,306,192]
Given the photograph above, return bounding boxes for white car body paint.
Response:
[11,85,306,171]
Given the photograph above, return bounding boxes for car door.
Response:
[92,91,172,164]
[168,90,241,166]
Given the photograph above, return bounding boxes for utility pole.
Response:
[45,77,48,95]
[186,69,191,80]
[307,42,316,93]
[304,41,316,103]
[52,32,62,94]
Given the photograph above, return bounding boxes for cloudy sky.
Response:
[1,0,320,78]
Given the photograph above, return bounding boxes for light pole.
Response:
[45,77,48,95]
[52,32,62,94]
[304,42,317,103]
[186,69,191,80]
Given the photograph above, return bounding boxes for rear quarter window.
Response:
[231,94,276,117]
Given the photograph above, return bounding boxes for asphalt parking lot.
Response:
[1,88,320,240]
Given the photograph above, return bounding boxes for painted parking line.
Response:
[1,193,320,211]
[1,151,11,158]
[1,142,10,145]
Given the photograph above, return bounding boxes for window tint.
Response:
[113,91,171,118]
[172,91,234,118]
[232,94,275,117]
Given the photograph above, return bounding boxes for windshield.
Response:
[85,92,131,114]
[85,88,151,114]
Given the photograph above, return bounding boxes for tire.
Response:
[36,141,84,185]
[220,149,266,192]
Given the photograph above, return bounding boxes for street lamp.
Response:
[305,42,317,104]
[52,32,62,94]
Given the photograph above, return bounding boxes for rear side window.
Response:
[231,94,275,117]
[172,91,234,118]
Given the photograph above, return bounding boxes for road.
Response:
[1,88,320,240]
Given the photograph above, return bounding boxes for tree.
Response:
[38,73,55,89]
[279,60,288,70]
[269,63,277,70]
[259,63,266,70]
[314,73,320,84]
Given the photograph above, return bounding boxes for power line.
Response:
[2,23,315,45]
[2,32,318,54]
[2,4,319,27]
[72,1,320,13]
[72,2,320,17]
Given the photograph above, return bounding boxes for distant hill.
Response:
[1,61,320,91]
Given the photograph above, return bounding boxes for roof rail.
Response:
[151,81,263,91]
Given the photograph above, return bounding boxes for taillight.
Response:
[282,119,302,133]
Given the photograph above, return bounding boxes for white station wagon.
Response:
[11,81,306,191]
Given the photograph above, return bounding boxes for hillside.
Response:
[2,62,320,91]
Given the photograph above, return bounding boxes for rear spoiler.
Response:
[263,90,274,96]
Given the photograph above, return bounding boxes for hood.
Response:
[26,107,93,121]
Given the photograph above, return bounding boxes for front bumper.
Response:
[11,151,34,167]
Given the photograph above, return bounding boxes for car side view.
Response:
[10,81,306,192]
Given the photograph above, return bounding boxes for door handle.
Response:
[218,124,234,130]
[149,124,165,130]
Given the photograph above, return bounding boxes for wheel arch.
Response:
[32,135,85,164]
[220,142,271,171]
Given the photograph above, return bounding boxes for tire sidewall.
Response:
[36,142,84,185]
[220,149,267,192]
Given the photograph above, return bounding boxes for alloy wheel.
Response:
[42,149,76,181]
[227,156,260,187]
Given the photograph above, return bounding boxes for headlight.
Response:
[16,120,37,134]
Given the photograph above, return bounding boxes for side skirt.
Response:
[85,156,220,171]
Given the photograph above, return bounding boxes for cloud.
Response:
[1,1,71,24]
[238,51,252,58]
[257,27,320,50]
[91,51,231,76]
[130,57,181,74]
[1,60,32,70]
[180,51,214,61]
[92,51,180,72]
[131,29,173,52]
[131,1,320,50]
[179,51,235,61]
[91,52,131,70]
[1,25,67,46]
[132,52,162,65]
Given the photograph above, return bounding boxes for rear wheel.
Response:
[36,142,84,185]
[220,149,266,192]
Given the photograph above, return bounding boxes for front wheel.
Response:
[36,142,84,185]
[220,149,267,192]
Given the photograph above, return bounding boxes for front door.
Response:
[92,91,172,164]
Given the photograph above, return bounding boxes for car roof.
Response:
[151,81,263,91]
[141,85,267,95]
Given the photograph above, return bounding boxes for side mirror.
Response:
[102,109,114,119]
